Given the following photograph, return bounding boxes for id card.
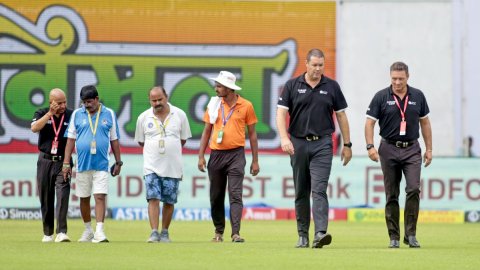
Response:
[159,139,165,154]
[51,140,58,155]
[399,121,406,136]
[90,140,97,155]
[216,130,224,144]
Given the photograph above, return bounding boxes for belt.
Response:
[383,139,416,148]
[41,152,64,162]
[305,135,320,141]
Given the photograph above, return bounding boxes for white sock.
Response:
[96,222,104,232]
[152,229,158,233]
[85,222,92,231]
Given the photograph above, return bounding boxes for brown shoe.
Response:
[231,234,245,243]
[212,233,223,242]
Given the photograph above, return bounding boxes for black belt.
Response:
[305,135,320,141]
[41,152,64,162]
[383,139,416,148]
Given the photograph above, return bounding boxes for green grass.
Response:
[0,220,478,269]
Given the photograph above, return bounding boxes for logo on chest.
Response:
[319,90,327,95]
[387,101,396,106]
[297,88,307,94]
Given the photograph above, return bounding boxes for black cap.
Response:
[80,85,98,100]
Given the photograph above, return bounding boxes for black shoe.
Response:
[389,239,400,248]
[312,232,332,248]
[295,236,309,248]
[403,235,421,248]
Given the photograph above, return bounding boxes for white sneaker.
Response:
[78,229,94,242]
[92,231,109,243]
[55,233,71,243]
[42,235,53,243]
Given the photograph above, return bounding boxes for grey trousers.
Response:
[378,140,422,240]
[290,136,333,237]
[36,154,71,235]
[207,147,246,237]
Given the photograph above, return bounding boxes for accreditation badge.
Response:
[399,120,407,136]
[90,140,97,155]
[51,139,58,155]
[159,139,165,154]
[216,130,224,144]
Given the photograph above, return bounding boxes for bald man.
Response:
[31,88,73,243]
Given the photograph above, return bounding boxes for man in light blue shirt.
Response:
[62,85,122,243]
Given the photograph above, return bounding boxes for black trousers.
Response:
[290,136,333,237]
[207,147,246,237]
[36,154,71,235]
[378,141,422,240]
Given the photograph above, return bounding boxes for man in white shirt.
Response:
[134,86,192,243]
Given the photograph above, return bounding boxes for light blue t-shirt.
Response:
[65,104,120,172]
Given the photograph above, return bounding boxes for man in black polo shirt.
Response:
[276,48,352,248]
[365,61,432,248]
[31,88,73,243]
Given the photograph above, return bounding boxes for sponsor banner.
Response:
[67,207,112,219]
[348,208,464,224]
[112,207,212,221]
[0,208,42,220]
[0,207,111,220]
[0,1,337,154]
[1,154,479,211]
[465,210,480,223]
[111,207,347,221]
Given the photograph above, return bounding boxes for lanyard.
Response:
[220,103,236,127]
[50,113,65,141]
[392,94,408,121]
[87,105,102,137]
[153,114,171,137]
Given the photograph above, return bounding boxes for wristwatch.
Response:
[343,142,352,148]
[366,144,375,150]
[115,160,123,166]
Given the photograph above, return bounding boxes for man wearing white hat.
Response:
[198,71,260,243]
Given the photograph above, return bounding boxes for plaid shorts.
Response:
[144,173,180,204]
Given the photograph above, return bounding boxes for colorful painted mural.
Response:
[0,1,336,153]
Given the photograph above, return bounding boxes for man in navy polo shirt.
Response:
[276,48,352,248]
[62,85,123,243]
[365,61,432,248]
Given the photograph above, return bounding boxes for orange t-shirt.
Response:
[204,95,257,150]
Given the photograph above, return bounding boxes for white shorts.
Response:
[75,170,109,198]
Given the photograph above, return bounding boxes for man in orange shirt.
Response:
[198,71,260,243]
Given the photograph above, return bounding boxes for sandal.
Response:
[212,233,223,242]
[231,234,245,243]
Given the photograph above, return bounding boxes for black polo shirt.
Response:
[366,85,429,141]
[277,73,348,137]
[32,108,73,155]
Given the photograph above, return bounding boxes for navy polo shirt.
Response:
[366,85,430,141]
[277,73,348,137]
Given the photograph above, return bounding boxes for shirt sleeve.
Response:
[366,92,382,120]
[109,109,120,141]
[245,103,258,126]
[332,81,348,112]
[277,82,291,110]
[419,92,430,118]
[134,113,145,143]
[65,110,77,138]
[32,109,45,125]
[180,111,192,140]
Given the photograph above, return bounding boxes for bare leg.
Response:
[80,197,91,223]
[162,203,174,230]
[148,199,160,230]
[93,194,106,222]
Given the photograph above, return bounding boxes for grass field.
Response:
[0,220,478,269]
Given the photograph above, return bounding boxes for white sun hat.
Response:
[210,71,242,91]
